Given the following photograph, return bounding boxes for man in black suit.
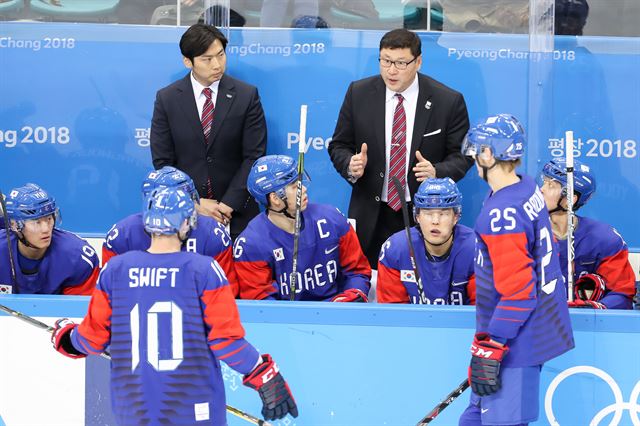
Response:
[328,28,472,268]
[150,24,266,239]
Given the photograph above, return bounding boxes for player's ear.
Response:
[182,56,193,70]
[267,192,280,208]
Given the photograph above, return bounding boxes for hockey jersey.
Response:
[377,224,476,304]
[71,251,259,426]
[474,175,574,367]
[102,212,239,296]
[0,228,99,295]
[556,216,635,309]
[234,203,371,301]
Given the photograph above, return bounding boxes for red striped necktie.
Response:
[201,87,214,198]
[387,93,406,211]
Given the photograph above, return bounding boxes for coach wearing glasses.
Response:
[328,28,472,269]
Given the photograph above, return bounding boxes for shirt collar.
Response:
[190,72,220,98]
[385,74,419,103]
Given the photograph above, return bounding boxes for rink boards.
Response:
[0,295,638,425]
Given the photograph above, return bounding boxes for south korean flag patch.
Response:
[273,248,285,261]
[258,164,268,172]
[0,284,12,294]
[400,270,416,283]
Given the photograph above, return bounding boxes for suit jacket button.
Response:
[375,196,380,202]
[206,156,213,164]
[379,172,384,178]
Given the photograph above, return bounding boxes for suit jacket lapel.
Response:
[373,78,386,163]
[207,75,235,151]
[410,74,434,166]
[177,74,206,146]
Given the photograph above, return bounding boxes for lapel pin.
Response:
[425,101,432,110]
[226,94,233,98]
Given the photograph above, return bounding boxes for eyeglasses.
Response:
[378,57,417,70]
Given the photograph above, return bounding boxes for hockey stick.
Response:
[416,378,469,425]
[391,177,427,304]
[565,131,575,302]
[0,303,270,426]
[289,104,307,301]
[0,189,18,291]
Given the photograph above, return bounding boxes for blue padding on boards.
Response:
[1,295,639,425]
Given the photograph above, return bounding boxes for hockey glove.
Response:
[568,299,607,309]
[331,288,368,303]
[468,333,509,396]
[51,318,86,359]
[243,354,298,421]
[574,273,606,302]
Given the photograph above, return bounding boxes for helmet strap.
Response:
[267,196,296,220]
[418,225,455,261]
[478,157,498,182]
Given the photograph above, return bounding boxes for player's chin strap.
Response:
[478,158,498,182]
[549,188,582,215]
[418,226,455,261]
[267,196,296,220]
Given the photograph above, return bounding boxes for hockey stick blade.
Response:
[416,378,469,425]
[391,177,427,304]
[0,303,268,425]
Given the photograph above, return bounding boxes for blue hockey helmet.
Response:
[541,159,596,208]
[247,155,299,206]
[141,166,199,203]
[5,183,60,230]
[462,114,526,161]
[143,187,197,235]
[413,178,462,217]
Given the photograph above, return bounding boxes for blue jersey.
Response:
[71,251,259,426]
[474,175,574,367]
[102,212,239,296]
[0,228,99,295]
[377,224,476,305]
[556,216,635,309]
[234,203,371,301]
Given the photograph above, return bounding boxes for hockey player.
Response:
[0,183,99,295]
[540,159,635,309]
[458,114,574,426]
[377,177,476,305]
[234,155,371,301]
[102,166,239,296]
[51,187,298,425]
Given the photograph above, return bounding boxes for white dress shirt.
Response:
[190,72,220,119]
[382,74,418,203]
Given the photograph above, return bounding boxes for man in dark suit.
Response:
[150,24,266,239]
[328,28,472,268]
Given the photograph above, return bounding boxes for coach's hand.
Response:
[413,151,436,182]
[197,199,233,225]
[348,143,368,180]
[468,333,509,396]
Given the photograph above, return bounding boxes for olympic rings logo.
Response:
[544,366,640,426]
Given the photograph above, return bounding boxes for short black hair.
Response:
[179,24,228,61]
[555,0,589,36]
[379,28,421,58]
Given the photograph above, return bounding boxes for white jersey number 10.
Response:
[130,301,184,372]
